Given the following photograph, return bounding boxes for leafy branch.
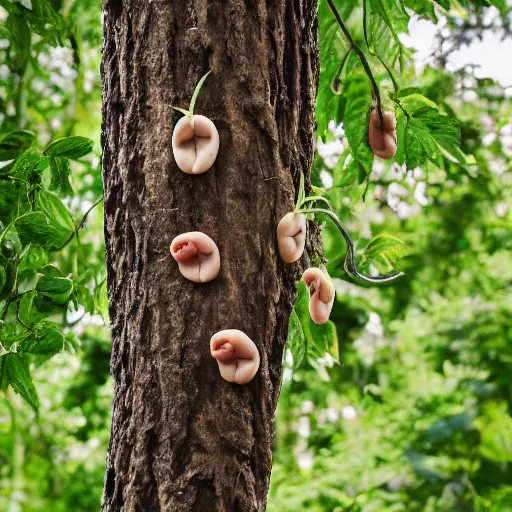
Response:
[326,0,384,123]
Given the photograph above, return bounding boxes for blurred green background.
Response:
[0,1,511,511]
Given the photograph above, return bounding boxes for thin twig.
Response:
[58,196,104,250]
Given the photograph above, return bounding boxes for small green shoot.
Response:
[171,71,212,119]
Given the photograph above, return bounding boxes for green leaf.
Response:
[368,0,409,45]
[171,106,190,117]
[291,281,339,363]
[36,189,75,244]
[9,150,41,180]
[49,157,73,195]
[14,212,58,247]
[73,283,95,314]
[18,244,48,274]
[18,290,36,326]
[360,234,409,271]
[405,106,464,169]
[0,265,6,294]
[343,75,375,180]
[288,309,307,369]
[475,402,512,463]
[189,71,211,116]
[335,158,361,188]
[0,130,36,160]
[37,274,73,305]
[2,353,39,412]
[44,136,94,160]
[4,14,31,73]
[0,356,7,392]
[94,279,109,322]
[394,111,408,166]
[18,325,65,356]
[296,170,306,209]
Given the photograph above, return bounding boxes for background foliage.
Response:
[0,0,511,510]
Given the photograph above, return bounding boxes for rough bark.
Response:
[100,1,319,510]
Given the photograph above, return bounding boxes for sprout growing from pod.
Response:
[170,231,220,283]
[210,330,260,385]
[277,212,307,263]
[302,267,335,324]
[368,109,397,160]
[171,71,220,174]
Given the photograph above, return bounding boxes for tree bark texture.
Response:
[101,1,319,510]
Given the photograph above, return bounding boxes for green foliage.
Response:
[276,1,512,511]
[289,281,340,367]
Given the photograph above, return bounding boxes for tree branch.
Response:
[326,0,384,124]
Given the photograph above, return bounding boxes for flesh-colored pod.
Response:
[172,115,220,174]
[303,267,335,324]
[170,231,220,283]
[368,109,397,160]
[210,329,260,385]
[277,212,307,263]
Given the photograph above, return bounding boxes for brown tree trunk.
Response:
[100,1,318,510]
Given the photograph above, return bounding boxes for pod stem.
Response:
[296,206,404,286]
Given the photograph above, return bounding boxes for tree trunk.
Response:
[100,1,318,510]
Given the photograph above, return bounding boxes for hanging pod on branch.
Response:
[170,231,220,283]
[368,108,397,160]
[325,0,398,161]
[210,330,260,385]
[171,71,220,174]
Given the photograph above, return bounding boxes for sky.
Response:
[405,9,512,88]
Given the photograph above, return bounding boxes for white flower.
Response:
[296,451,314,470]
[354,312,388,366]
[50,117,62,130]
[297,416,311,438]
[328,120,345,138]
[413,167,425,180]
[482,133,497,147]
[405,170,416,187]
[481,114,495,132]
[500,123,512,136]
[414,182,429,206]
[366,312,383,337]
[320,169,333,188]
[396,201,421,220]
[326,408,340,423]
[386,183,408,211]
[390,163,406,180]
[301,400,315,414]
[495,203,508,217]
[489,158,507,176]
[341,405,357,421]
[0,64,9,81]
[317,138,344,168]
[462,90,478,102]
[371,159,385,180]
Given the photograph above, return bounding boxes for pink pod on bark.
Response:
[170,231,220,283]
[303,267,335,325]
[210,329,260,385]
[277,212,307,263]
[368,109,397,160]
[172,115,220,174]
